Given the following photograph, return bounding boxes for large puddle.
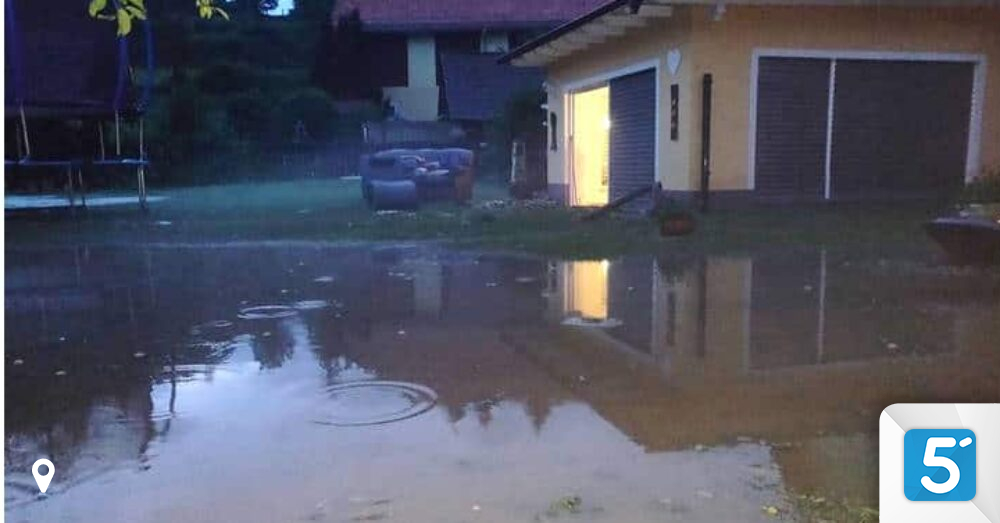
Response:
[5,243,999,522]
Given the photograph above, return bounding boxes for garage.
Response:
[754,55,976,201]
[568,68,656,209]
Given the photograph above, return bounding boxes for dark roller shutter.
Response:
[754,58,831,201]
[831,60,974,199]
[609,69,656,212]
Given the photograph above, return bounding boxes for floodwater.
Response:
[5,242,999,522]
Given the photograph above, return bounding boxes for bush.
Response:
[276,87,339,141]
[198,63,256,95]
[960,167,1000,203]
[227,89,275,141]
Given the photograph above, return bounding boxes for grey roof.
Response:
[439,53,545,121]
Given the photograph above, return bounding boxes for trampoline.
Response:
[4,0,155,209]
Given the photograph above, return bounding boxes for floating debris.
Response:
[515,276,537,284]
[351,509,391,521]
[561,317,623,329]
[313,276,336,283]
[13,359,24,366]
[293,300,330,311]
[547,495,582,515]
[133,352,147,359]
[695,490,714,499]
[54,370,67,377]
[485,282,499,288]
[762,505,780,517]
[155,220,172,226]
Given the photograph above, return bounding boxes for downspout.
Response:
[700,73,713,212]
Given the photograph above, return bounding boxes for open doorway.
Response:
[570,86,610,206]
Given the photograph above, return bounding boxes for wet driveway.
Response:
[5,242,999,522]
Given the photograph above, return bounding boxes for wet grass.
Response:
[789,491,879,523]
[5,178,951,258]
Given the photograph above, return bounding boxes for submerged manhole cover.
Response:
[237,305,298,320]
[312,381,438,427]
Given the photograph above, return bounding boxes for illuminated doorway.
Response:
[570,86,610,206]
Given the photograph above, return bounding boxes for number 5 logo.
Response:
[904,429,976,501]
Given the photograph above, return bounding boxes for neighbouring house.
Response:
[328,0,604,122]
[501,0,1000,208]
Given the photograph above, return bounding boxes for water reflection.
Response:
[5,243,998,521]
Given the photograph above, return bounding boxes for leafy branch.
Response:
[88,0,229,36]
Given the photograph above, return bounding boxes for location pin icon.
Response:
[32,458,55,494]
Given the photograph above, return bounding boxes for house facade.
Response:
[331,0,604,121]
[502,0,1000,206]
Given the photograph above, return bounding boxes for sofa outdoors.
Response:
[359,148,475,210]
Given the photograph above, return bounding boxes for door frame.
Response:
[748,48,987,195]
[563,58,662,205]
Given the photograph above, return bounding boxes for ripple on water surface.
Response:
[237,305,299,320]
[312,381,438,427]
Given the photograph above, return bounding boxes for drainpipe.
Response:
[700,73,713,213]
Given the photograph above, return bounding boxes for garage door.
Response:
[831,60,974,199]
[609,69,656,210]
[754,57,831,201]
[754,56,975,201]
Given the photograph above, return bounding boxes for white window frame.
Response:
[561,58,662,205]
[747,48,988,195]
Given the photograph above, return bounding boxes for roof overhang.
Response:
[501,0,673,67]
[501,0,999,67]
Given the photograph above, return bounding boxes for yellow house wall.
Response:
[546,8,694,194]
[543,5,1000,195]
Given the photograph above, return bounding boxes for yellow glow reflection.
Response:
[564,260,609,320]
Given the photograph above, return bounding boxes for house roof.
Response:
[502,0,999,66]
[332,0,607,32]
[440,53,545,121]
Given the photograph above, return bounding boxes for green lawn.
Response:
[5,178,953,258]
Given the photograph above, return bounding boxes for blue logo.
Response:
[904,429,976,501]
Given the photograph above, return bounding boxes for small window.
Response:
[549,112,558,151]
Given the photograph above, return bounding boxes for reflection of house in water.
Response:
[538,253,999,503]
[548,251,993,377]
